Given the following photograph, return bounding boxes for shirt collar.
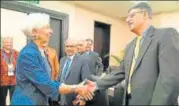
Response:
[141,25,152,38]
[67,55,74,60]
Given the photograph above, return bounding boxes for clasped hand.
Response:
[75,79,96,101]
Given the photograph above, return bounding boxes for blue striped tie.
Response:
[61,57,71,81]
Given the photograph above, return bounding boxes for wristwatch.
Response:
[71,85,77,93]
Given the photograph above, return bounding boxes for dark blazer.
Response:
[82,51,104,76]
[58,55,91,106]
[11,41,60,105]
[81,52,108,106]
[96,26,179,105]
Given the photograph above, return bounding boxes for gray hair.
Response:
[1,36,13,48]
[129,2,152,19]
[85,38,93,44]
[22,13,50,38]
[65,39,77,46]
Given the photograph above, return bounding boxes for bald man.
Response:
[57,39,91,106]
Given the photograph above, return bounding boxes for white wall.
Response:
[1,8,27,51]
[153,10,179,32]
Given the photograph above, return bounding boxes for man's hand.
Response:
[75,81,94,100]
[59,80,96,100]
[73,99,86,106]
[76,80,97,100]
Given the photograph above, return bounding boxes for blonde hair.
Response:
[22,13,50,38]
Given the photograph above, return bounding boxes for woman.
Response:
[11,13,92,105]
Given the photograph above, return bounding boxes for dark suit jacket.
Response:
[58,55,91,106]
[82,52,108,106]
[96,26,179,105]
[82,51,104,76]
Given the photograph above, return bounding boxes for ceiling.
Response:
[65,1,179,19]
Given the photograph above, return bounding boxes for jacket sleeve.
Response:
[96,59,125,90]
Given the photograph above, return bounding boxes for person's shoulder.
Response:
[155,27,178,35]
[76,54,88,62]
[19,43,39,58]
[47,46,56,53]
[155,27,178,39]
[155,27,179,44]
[90,51,99,56]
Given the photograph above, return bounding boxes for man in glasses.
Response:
[57,39,92,106]
[82,2,179,105]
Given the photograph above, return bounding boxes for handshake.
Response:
[59,79,97,101]
[75,79,97,101]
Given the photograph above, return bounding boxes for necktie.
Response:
[61,57,71,82]
[128,36,142,94]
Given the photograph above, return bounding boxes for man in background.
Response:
[0,36,19,106]
[57,39,91,106]
[42,42,59,81]
[76,40,87,56]
[85,39,103,76]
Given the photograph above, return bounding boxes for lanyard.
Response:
[2,50,13,64]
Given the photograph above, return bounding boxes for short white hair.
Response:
[1,36,13,48]
[22,13,50,37]
[65,39,77,46]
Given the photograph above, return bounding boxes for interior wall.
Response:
[40,1,134,66]
[1,8,27,51]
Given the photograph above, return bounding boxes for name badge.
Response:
[8,64,14,76]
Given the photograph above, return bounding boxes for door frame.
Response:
[1,1,69,57]
[94,21,111,71]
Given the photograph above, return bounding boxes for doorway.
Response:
[94,21,111,71]
[49,18,62,60]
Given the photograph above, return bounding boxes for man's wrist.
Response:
[71,85,78,93]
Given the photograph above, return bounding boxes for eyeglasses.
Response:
[127,11,145,19]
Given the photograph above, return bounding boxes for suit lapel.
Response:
[126,40,136,75]
[61,57,67,71]
[132,26,155,74]
[59,57,67,80]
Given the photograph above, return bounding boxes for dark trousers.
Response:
[86,90,109,106]
[0,85,15,106]
[125,94,132,106]
[48,98,60,106]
